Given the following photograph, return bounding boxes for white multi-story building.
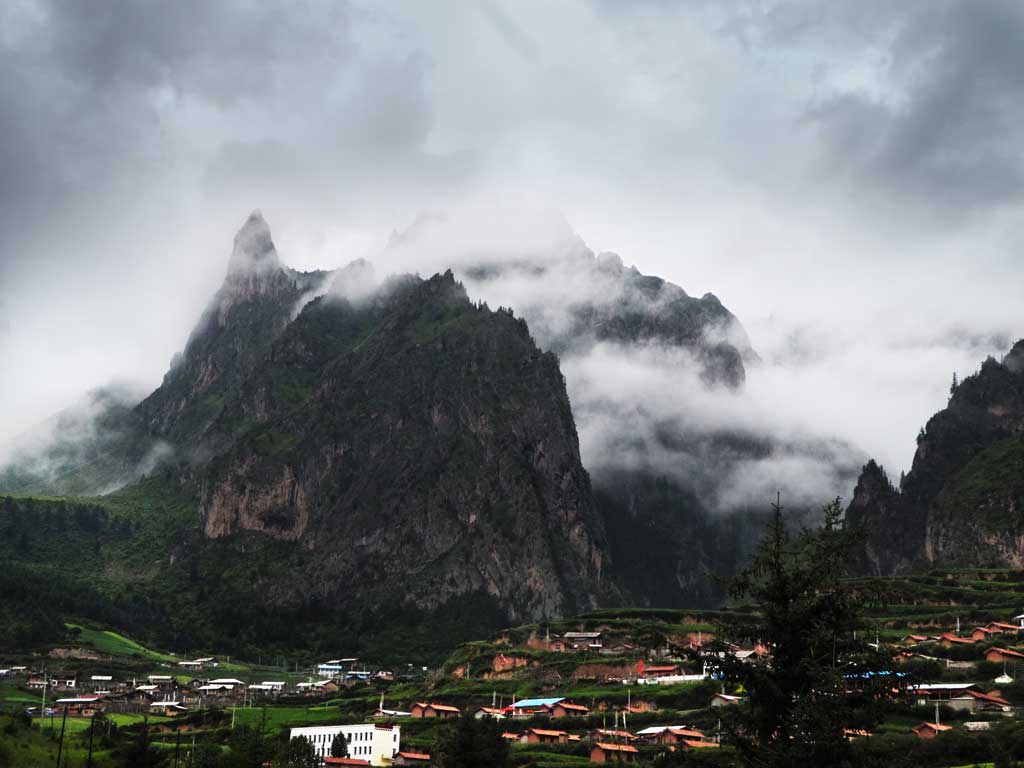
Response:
[289,723,400,766]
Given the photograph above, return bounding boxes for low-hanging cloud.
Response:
[1,0,1022,497]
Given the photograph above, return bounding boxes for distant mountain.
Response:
[0,210,860,654]
[847,341,1024,574]
[2,212,613,635]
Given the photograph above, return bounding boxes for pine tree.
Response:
[950,372,959,394]
[433,715,510,768]
[711,497,891,768]
[275,736,319,768]
[331,732,350,758]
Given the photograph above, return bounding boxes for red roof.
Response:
[396,752,431,761]
[913,722,951,733]
[415,701,461,713]
[667,728,706,739]
[554,702,589,712]
[967,690,1010,706]
[595,742,639,754]
[989,647,1024,659]
[939,633,975,645]
[529,728,567,737]
[324,759,371,766]
[682,739,720,749]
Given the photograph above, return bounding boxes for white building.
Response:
[289,724,400,766]
[317,658,358,677]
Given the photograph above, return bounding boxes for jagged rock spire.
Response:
[228,210,280,276]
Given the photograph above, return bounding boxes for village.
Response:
[5,606,1024,767]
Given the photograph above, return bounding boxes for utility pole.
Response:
[86,715,96,768]
[40,666,48,723]
[54,707,68,768]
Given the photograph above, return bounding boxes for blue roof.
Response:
[512,697,564,708]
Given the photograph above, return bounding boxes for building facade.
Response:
[289,724,400,766]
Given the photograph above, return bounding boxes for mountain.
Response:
[1,212,614,650]
[0,210,859,655]
[192,268,612,622]
[846,341,1024,574]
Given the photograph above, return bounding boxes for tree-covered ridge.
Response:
[847,339,1024,574]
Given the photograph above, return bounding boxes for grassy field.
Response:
[65,623,177,663]
[232,703,359,732]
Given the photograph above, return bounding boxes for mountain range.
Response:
[2,210,1021,657]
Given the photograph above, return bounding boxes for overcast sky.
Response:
[2,0,1023,480]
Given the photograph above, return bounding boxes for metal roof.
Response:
[512,697,564,708]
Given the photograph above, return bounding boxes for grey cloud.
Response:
[803,0,1024,215]
[0,0,1022,488]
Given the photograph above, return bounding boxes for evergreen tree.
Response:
[275,736,319,768]
[116,720,168,768]
[950,372,959,394]
[712,497,891,768]
[331,732,350,758]
[224,725,271,768]
[433,715,511,768]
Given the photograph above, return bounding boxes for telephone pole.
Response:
[54,707,68,768]
[86,715,96,768]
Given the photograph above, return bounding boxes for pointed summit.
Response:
[228,210,280,276]
[1004,339,1024,374]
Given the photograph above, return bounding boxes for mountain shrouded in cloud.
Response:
[2,212,617,631]
[847,340,1024,575]
[380,210,863,520]
[1,209,861,624]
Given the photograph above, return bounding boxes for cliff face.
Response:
[135,211,331,452]
[847,341,1024,574]
[193,269,611,621]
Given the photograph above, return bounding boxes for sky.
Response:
[1,0,1023,486]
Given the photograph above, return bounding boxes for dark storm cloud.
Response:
[0,1,355,277]
[0,0,1022,480]
[801,0,1024,214]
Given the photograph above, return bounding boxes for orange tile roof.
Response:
[967,690,1010,706]
[939,633,975,644]
[914,722,952,733]
[396,752,431,760]
[595,742,639,753]
[990,647,1024,659]
[529,728,567,737]
[415,701,461,713]
[682,739,720,748]
[667,728,706,739]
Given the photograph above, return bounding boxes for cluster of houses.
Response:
[4,654,404,722]
[9,669,300,719]
[895,616,1024,661]
[286,719,721,766]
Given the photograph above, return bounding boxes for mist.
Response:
[2,0,1023,492]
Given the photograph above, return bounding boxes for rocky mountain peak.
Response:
[328,258,378,305]
[227,209,280,276]
[1004,339,1024,374]
[847,338,1024,575]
